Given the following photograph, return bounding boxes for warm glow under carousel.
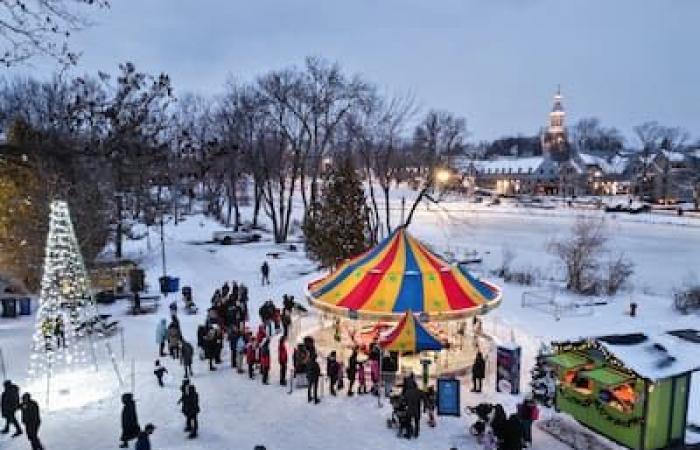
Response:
[305,226,503,378]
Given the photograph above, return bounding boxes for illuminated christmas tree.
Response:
[29,200,97,380]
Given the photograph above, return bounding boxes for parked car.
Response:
[212,230,261,245]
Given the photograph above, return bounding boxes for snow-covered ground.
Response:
[1,195,699,450]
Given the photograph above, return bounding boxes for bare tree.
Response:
[0,0,107,67]
[548,217,608,294]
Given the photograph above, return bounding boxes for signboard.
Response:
[496,344,521,395]
[437,377,460,416]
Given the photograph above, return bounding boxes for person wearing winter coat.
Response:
[259,338,271,385]
[135,423,155,450]
[246,338,257,379]
[472,350,486,393]
[403,385,423,438]
[369,358,380,396]
[182,385,200,439]
[281,309,291,338]
[181,340,194,378]
[119,393,140,448]
[1,380,22,436]
[326,351,340,395]
[204,327,217,371]
[236,334,247,374]
[153,360,168,387]
[307,356,321,404]
[346,348,358,396]
[256,324,267,344]
[491,403,508,445]
[228,325,241,369]
[424,386,437,427]
[261,261,270,285]
[19,393,42,450]
[502,414,524,450]
[357,361,367,394]
[278,336,288,386]
[168,323,181,359]
[517,398,538,447]
[156,319,168,357]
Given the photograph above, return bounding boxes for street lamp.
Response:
[435,168,451,185]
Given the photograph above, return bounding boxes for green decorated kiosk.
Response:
[549,330,699,450]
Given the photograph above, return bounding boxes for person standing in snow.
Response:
[182,385,200,439]
[1,380,22,436]
[228,324,241,369]
[246,337,257,379]
[204,326,217,371]
[472,350,486,393]
[357,361,367,395]
[259,338,271,385]
[119,393,140,448]
[278,336,288,385]
[261,261,270,286]
[168,322,181,360]
[19,393,42,450]
[307,355,321,404]
[326,351,340,396]
[346,347,358,396]
[135,423,155,450]
[153,360,168,387]
[517,397,538,448]
[156,318,168,357]
[181,339,194,378]
[403,383,423,439]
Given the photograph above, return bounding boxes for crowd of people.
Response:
[469,397,540,450]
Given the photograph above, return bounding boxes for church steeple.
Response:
[542,86,569,161]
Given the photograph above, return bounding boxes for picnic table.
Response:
[129,293,161,315]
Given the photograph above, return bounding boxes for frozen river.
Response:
[397,204,700,296]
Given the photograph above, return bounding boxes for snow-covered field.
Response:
[1,197,699,450]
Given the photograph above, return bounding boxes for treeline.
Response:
[0,57,469,289]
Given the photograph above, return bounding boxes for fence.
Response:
[521,289,594,320]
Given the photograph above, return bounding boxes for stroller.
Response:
[387,394,413,438]
[182,286,198,315]
[466,402,494,438]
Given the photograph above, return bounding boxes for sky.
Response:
[9,0,700,142]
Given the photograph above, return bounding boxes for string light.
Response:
[28,200,97,381]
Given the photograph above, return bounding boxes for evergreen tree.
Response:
[29,200,97,381]
[303,157,370,268]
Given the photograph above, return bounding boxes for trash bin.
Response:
[19,297,32,315]
[1,297,17,318]
[159,276,180,294]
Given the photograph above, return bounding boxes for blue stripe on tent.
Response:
[414,319,443,351]
[393,233,424,313]
[312,228,400,298]
[458,265,497,300]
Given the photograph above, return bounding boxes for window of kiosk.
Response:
[601,382,638,414]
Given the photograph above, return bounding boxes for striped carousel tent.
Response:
[306,227,502,321]
[380,311,443,353]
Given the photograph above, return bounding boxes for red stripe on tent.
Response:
[381,313,408,346]
[339,234,401,311]
[416,245,478,310]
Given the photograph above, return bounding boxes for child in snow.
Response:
[154,360,168,387]
[357,361,367,394]
[246,338,257,379]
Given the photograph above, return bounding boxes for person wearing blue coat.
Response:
[135,423,155,450]
[156,319,168,356]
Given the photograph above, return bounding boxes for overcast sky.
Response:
[11,0,700,142]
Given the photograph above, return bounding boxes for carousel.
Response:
[305,226,503,378]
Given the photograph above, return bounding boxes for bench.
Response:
[129,294,161,315]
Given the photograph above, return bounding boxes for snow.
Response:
[1,194,699,449]
[599,332,700,381]
[578,153,628,175]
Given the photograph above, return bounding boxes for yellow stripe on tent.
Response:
[363,233,406,312]
[316,234,397,306]
[407,235,450,314]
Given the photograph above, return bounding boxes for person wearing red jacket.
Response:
[278,336,288,386]
[259,338,271,385]
[256,324,267,343]
[245,338,257,380]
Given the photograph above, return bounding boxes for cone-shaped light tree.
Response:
[29,200,97,379]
